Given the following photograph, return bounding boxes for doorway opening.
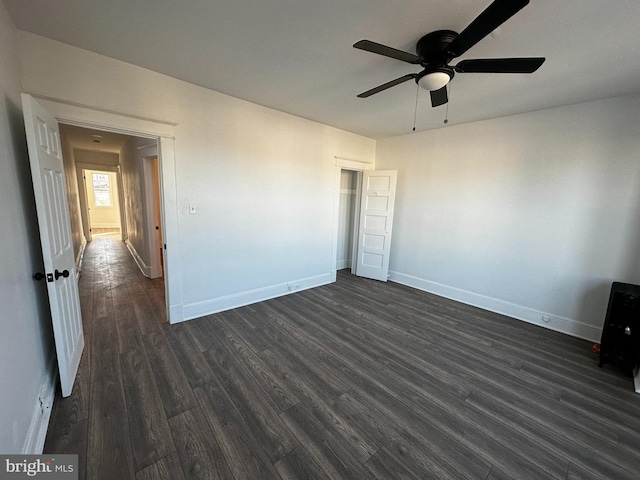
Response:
[60,123,166,286]
[23,93,179,399]
[333,165,398,283]
[336,168,362,275]
[142,154,164,278]
[79,167,125,240]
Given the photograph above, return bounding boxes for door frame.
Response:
[142,153,163,279]
[331,156,373,280]
[33,96,183,323]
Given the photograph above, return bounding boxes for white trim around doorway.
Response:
[32,95,184,324]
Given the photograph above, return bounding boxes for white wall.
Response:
[376,95,640,341]
[0,5,55,453]
[17,32,376,320]
[74,149,119,167]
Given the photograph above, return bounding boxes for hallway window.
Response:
[92,173,112,207]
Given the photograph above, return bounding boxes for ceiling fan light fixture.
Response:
[417,69,453,91]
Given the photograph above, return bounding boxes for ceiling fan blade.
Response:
[354,40,420,64]
[357,74,417,98]
[455,57,545,73]
[430,86,448,107]
[447,0,529,57]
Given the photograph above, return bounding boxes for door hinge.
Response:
[39,395,51,414]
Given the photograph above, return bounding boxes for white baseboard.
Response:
[125,240,151,277]
[336,259,352,270]
[178,272,333,323]
[634,365,640,395]
[388,271,602,343]
[22,355,56,454]
[75,239,87,279]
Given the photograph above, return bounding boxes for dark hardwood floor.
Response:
[44,235,640,479]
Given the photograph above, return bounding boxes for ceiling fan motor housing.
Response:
[416,30,458,67]
[414,30,458,90]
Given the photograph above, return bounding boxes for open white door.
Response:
[22,94,84,398]
[355,170,397,282]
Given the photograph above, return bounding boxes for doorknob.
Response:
[33,272,46,281]
[54,269,70,280]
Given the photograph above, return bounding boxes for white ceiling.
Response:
[60,124,131,153]
[5,0,640,139]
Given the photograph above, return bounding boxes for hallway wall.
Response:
[59,129,84,265]
[120,137,157,277]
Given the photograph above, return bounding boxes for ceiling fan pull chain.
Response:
[412,83,419,132]
[444,83,451,124]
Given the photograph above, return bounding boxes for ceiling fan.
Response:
[354,0,545,107]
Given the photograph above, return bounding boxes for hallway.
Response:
[44,235,167,479]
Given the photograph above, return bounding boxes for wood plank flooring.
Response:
[44,235,640,479]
